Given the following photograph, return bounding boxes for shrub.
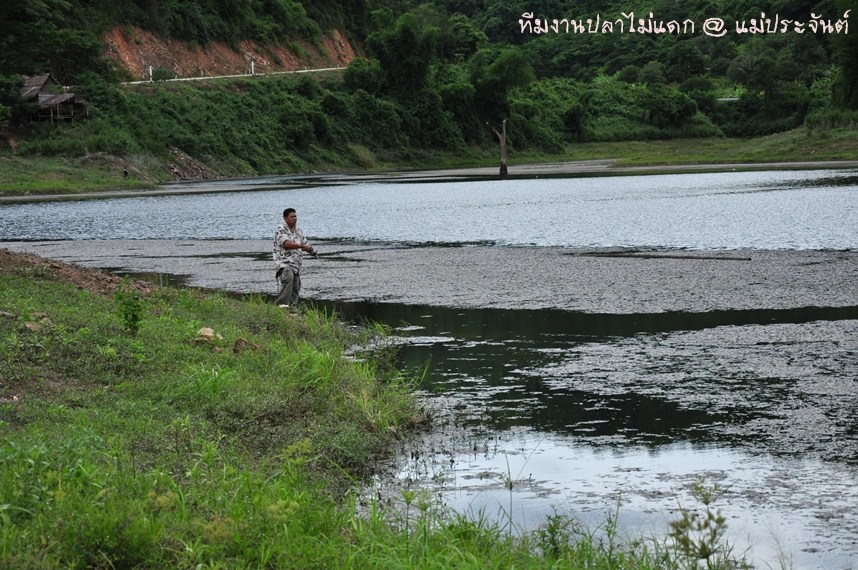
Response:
[150,67,176,82]
[805,108,858,130]
[114,278,144,335]
[642,85,697,128]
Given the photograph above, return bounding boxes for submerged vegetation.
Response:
[0,250,753,568]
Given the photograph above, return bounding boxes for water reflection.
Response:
[331,300,858,339]
[343,298,858,569]
[324,299,858,464]
[376,433,858,570]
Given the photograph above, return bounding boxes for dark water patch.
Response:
[305,299,858,463]
[767,173,858,189]
[514,391,715,442]
[320,299,858,339]
[577,250,754,261]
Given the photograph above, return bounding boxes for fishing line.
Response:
[309,252,339,279]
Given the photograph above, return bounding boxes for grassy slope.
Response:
[1,127,857,196]
[0,250,746,568]
[496,127,858,168]
[0,252,418,567]
[0,153,159,194]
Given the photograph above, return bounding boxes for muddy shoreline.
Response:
[3,240,855,315]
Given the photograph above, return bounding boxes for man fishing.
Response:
[273,207,316,308]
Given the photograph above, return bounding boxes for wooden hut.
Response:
[20,73,88,123]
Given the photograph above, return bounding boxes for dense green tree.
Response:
[831,0,857,108]
[366,11,438,97]
[642,84,697,128]
[0,74,32,128]
[508,77,583,147]
[349,88,407,148]
[431,0,483,18]
[0,0,107,80]
[641,61,667,85]
[343,58,384,95]
[439,14,489,62]
[480,0,529,44]
[664,40,706,83]
[680,75,717,113]
[727,39,778,107]
[769,0,838,20]
[618,65,641,83]
[434,63,480,137]
[470,48,535,122]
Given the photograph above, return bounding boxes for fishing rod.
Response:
[309,251,339,279]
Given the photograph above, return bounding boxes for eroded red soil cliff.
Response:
[104,26,356,80]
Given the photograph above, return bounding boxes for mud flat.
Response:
[3,239,856,315]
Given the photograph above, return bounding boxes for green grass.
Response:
[300,127,858,174]
[0,154,159,195]
[3,127,856,197]
[0,256,755,568]
[0,265,416,567]
[510,127,858,167]
[345,126,858,173]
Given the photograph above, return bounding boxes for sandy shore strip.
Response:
[3,159,858,203]
[3,240,856,314]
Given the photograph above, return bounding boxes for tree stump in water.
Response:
[489,119,508,179]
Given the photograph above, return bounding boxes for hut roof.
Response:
[39,93,77,108]
[20,73,55,100]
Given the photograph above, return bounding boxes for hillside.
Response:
[1,0,856,191]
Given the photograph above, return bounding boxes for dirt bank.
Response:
[104,26,356,80]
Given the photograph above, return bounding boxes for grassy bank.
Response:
[0,249,418,566]
[2,127,857,196]
[425,127,858,170]
[556,127,858,166]
[0,153,159,195]
[1,250,752,568]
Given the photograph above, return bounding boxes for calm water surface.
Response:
[345,300,857,570]
[2,169,857,249]
[3,169,857,568]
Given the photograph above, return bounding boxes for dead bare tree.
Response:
[488,119,508,178]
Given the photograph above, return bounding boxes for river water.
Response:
[2,168,857,569]
[2,169,858,249]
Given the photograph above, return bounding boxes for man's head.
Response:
[283,208,297,228]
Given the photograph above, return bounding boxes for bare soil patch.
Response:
[0,247,152,297]
[104,26,356,80]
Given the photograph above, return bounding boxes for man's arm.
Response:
[282,240,315,254]
[278,232,315,255]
